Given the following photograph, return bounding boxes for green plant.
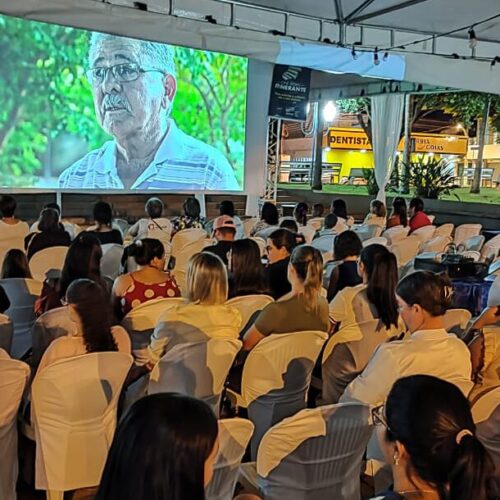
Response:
[403,155,459,199]
[362,168,378,195]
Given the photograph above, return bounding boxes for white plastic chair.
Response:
[411,225,436,243]
[226,295,274,332]
[298,225,317,244]
[463,235,485,252]
[172,238,211,294]
[481,235,500,261]
[420,236,452,254]
[353,225,382,242]
[311,234,335,255]
[206,418,255,500]
[0,314,13,355]
[362,236,388,248]
[254,403,373,500]
[243,218,259,237]
[0,278,43,359]
[381,225,409,245]
[31,352,133,497]
[443,308,472,337]
[31,307,73,366]
[434,223,454,238]
[0,351,30,500]
[454,224,482,247]
[121,297,184,365]
[427,215,436,223]
[307,218,324,231]
[148,338,242,415]
[390,237,421,266]
[100,243,124,280]
[249,237,266,257]
[171,227,207,254]
[229,331,328,458]
[29,246,69,282]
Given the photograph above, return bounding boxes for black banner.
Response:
[268,64,311,122]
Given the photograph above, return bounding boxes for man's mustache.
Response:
[101,94,131,113]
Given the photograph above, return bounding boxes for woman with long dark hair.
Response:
[0,249,32,279]
[228,239,269,299]
[372,375,494,500]
[85,201,123,245]
[329,244,399,331]
[250,201,279,236]
[293,202,316,243]
[37,279,130,371]
[171,197,206,237]
[341,271,473,406]
[96,393,219,500]
[265,228,297,299]
[243,245,329,351]
[387,197,408,228]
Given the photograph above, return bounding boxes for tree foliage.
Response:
[0,15,247,187]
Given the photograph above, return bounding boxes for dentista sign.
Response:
[327,128,468,155]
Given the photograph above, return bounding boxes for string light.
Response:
[373,47,380,66]
[351,45,358,60]
[468,28,478,49]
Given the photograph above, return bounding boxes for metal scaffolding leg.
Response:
[264,117,282,202]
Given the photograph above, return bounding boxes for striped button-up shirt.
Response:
[58,121,240,191]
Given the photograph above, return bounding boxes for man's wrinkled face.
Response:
[89,38,174,140]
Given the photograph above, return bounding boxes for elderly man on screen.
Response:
[58,33,239,190]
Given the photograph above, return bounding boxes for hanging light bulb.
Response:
[468,28,478,49]
[351,45,358,60]
[323,101,337,122]
[373,47,380,66]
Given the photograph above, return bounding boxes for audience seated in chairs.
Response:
[95,393,218,500]
[278,218,306,245]
[363,200,387,229]
[330,198,352,229]
[228,239,269,299]
[35,234,108,316]
[371,375,494,500]
[0,194,29,245]
[408,197,432,234]
[387,197,408,229]
[218,199,244,239]
[250,201,279,237]
[24,208,71,261]
[203,215,236,265]
[341,271,474,406]
[264,229,297,300]
[171,196,206,237]
[30,202,78,239]
[146,252,241,367]
[243,245,330,352]
[37,279,130,372]
[293,202,316,243]
[325,230,363,302]
[126,197,172,247]
[112,238,180,320]
[85,201,123,245]
[329,244,400,333]
[315,212,338,239]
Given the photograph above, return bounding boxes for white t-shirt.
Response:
[128,217,172,245]
[0,219,29,244]
[340,328,473,406]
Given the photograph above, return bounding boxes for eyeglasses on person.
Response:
[86,62,163,86]
[371,404,390,431]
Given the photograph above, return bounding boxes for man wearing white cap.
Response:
[203,215,236,265]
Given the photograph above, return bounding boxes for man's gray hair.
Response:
[88,32,176,77]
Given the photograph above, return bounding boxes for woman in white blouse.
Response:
[146,252,241,368]
[340,271,473,406]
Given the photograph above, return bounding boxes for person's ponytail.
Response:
[290,246,323,313]
[448,434,494,500]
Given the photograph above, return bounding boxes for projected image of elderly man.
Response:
[59,33,239,190]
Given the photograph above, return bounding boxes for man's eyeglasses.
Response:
[371,404,390,430]
[86,62,163,86]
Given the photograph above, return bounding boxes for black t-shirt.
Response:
[266,256,291,300]
[327,260,362,302]
[203,240,233,266]
[25,231,72,260]
[86,229,123,246]
[0,285,10,313]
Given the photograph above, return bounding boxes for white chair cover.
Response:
[420,236,452,254]
[381,225,410,245]
[100,243,124,280]
[362,237,388,248]
[148,338,242,415]
[322,319,405,405]
[298,225,317,244]
[481,235,500,261]
[311,235,335,255]
[463,235,485,252]
[256,403,373,500]
[307,218,324,231]
[0,351,30,500]
[454,224,482,247]
[390,237,421,266]
[0,278,43,359]
[249,237,266,257]
[120,297,184,365]
[29,246,69,282]
[31,306,73,366]
[427,215,436,223]
[434,223,454,238]
[226,295,274,332]
[206,419,255,500]
[442,308,472,338]
[460,250,481,262]
[31,352,133,492]
[237,331,328,458]
[172,227,207,254]
[172,238,211,294]
[243,218,259,237]
[0,314,13,355]
[353,225,382,242]
[410,225,436,243]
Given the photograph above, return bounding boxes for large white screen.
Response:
[0,15,247,191]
